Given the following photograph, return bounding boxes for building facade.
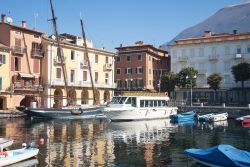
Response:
[0,43,11,109]
[169,31,250,103]
[0,14,44,109]
[41,34,115,108]
[115,41,170,92]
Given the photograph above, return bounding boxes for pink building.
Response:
[0,14,44,109]
[115,41,170,92]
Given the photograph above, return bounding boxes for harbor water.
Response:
[0,117,250,167]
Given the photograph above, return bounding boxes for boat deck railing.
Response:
[168,100,187,107]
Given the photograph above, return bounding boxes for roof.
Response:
[116,44,168,54]
[1,22,43,35]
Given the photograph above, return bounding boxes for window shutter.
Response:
[135,68,137,74]
[18,57,21,71]
[11,57,14,71]
[125,68,127,74]
[2,55,5,64]
[0,77,2,90]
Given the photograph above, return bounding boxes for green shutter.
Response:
[0,77,2,90]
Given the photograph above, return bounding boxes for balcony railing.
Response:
[208,55,219,61]
[54,56,66,65]
[178,56,188,62]
[103,63,112,71]
[31,49,44,58]
[12,46,26,55]
[14,82,43,91]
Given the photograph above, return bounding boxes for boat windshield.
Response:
[111,96,128,104]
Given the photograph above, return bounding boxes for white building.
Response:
[169,31,250,103]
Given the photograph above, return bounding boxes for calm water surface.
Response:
[0,117,250,167]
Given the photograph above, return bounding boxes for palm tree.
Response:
[207,73,222,103]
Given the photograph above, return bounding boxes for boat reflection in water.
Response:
[106,119,178,144]
[197,120,228,131]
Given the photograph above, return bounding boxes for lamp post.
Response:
[186,75,197,106]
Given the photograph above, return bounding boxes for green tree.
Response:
[207,73,222,103]
[231,62,250,104]
[160,71,178,96]
[177,67,198,88]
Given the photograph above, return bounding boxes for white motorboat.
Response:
[103,92,178,121]
[0,138,13,151]
[197,113,214,122]
[0,147,39,166]
[207,112,228,122]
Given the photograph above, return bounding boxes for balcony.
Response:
[80,61,89,69]
[178,56,188,62]
[31,49,44,58]
[12,46,26,55]
[13,82,43,92]
[54,56,66,65]
[208,55,219,61]
[103,63,112,71]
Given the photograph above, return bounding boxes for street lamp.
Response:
[186,75,197,106]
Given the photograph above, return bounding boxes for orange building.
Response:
[0,14,44,109]
[115,41,170,92]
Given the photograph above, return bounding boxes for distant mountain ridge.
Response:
[163,2,250,48]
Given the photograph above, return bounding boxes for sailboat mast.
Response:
[80,19,96,105]
[49,0,69,105]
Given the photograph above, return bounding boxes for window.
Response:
[236,47,241,54]
[125,97,131,104]
[106,56,109,63]
[190,48,195,57]
[105,73,109,84]
[136,79,143,88]
[127,55,131,61]
[137,54,142,60]
[149,69,151,74]
[70,70,75,82]
[116,68,121,75]
[224,46,230,55]
[56,68,61,79]
[0,77,2,90]
[14,57,20,71]
[116,80,121,88]
[32,42,41,50]
[116,56,120,62]
[131,97,136,107]
[199,48,204,57]
[136,67,143,74]
[83,71,87,81]
[125,68,132,74]
[95,55,98,63]
[34,34,40,38]
[95,72,98,83]
[247,46,250,54]
[148,55,151,61]
[0,54,6,64]
[71,50,75,60]
[15,38,22,50]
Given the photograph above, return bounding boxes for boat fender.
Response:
[0,151,8,157]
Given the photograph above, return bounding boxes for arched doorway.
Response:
[104,90,110,103]
[94,89,100,105]
[20,96,36,107]
[81,89,88,104]
[54,89,63,108]
[68,89,76,106]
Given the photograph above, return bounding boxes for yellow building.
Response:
[41,33,115,107]
[0,43,11,109]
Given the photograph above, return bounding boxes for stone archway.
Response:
[81,89,89,105]
[94,90,100,105]
[54,88,63,108]
[68,89,76,106]
[104,90,110,103]
[20,96,36,107]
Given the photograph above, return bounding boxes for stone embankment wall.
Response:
[179,105,250,119]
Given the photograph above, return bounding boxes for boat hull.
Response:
[0,148,39,166]
[0,138,13,151]
[208,113,228,122]
[170,110,196,121]
[104,107,178,122]
[24,107,105,119]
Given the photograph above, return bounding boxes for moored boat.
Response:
[207,112,228,122]
[24,106,105,119]
[0,147,39,166]
[170,110,196,121]
[0,138,13,151]
[236,115,250,125]
[103,92,178,121]
[184,144,250,167]
[197,113,214,122]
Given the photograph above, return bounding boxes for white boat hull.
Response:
[0,148,39,166]
[0,138,13,151]
[104,107,178,121]
[208,113,228,122]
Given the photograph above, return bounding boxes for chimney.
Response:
[1,14,6,23]
[204,31,212,37]
[233,30,237,34]
[21,20,26,28]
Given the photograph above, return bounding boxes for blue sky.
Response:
[0,0,246,51]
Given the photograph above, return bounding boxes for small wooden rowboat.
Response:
[0,147,39,166]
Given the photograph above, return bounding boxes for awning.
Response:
[18,72,35,78]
